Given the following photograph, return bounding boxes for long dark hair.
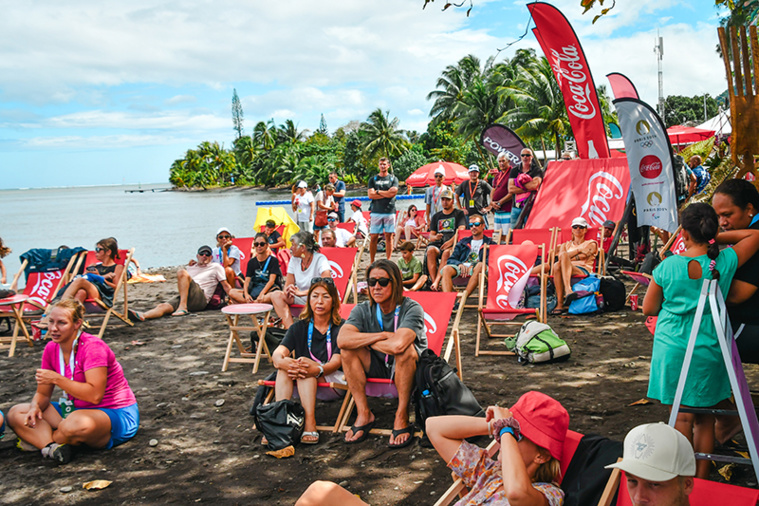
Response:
[714,179,759,213]
[680,203,720,280]
[97,237,119,261]
[366,259,405,307]
[301,277,342,326]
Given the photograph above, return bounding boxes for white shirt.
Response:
[212,245,242,275]
[320,228,353,247]
[315,191,335,212]
[294,191,315,220]
[287,252,332,294]
[350,209,369,236]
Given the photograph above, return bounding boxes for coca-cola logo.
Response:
[550,45,597,120]
[328,260,344,279]
[423,312,438,336]
[580,171,625,226]
[671,234,686,255]
[495,254,528,310]
[639,155,662,179]
[28,271,61,307]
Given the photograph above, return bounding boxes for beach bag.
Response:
[205,283,227,310]
[413,349,484,438]
[509,321,571,364]
[254,399,305,451]
[250,371,277,417]
[524,283,557,314]
[314,210,329,228]
[599,276,626,312]
[250,326,286,354]
[568,275,602,315]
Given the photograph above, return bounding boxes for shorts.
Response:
[248,283,280,299]
[576,266,590,276]
[510,206,523,226]
[367,348,394,379]
[494,211,511,235]
[167,278,208,312]
[370,213,395,234]
[52,402,139,449]
[451,263,476,277]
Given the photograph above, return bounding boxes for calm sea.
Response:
[0,184,421,281]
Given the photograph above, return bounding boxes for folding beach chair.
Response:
[476,243,545,356]
[230,237,254,278]
[598,464,759,506]
[0,252,84,357]
[82,248,135,338]
[288,247,359,320]
[559,226,604,276]
[434,430,584,506]
[335,292,459,435]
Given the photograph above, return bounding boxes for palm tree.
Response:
[278,119,308,144]
[253,120,277,150]
[359,108,409,160]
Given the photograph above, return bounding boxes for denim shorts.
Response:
[370,213,396,234]
[53,402,140,449]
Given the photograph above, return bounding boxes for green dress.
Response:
[647,249,738,406]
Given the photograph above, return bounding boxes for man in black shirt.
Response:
[425,188,467,286]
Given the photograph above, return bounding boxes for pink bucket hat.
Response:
[510,391,569,462]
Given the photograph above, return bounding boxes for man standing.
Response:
[338,260,426,448]
[368,157,399,262]
[425,166,450,225]
[431,214,493,297]
[509,149,543,229]
[455,164,493,229]
[491,152,514,237]
[606,423,695,506]
[425,188,467,286]
[135,245,232,319]
[329,172,347,222]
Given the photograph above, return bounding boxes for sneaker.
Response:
[16,438,38,452]
[42,442,74,464]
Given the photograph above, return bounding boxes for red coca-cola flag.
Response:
[607,72,639,100]
[528,2,610,159]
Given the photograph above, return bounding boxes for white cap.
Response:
[468,164,480,173]
[434,167,446,176]
[216,227,231,236]
[571,217,588,228]
[297,181,307,189]
[328,211,338,218]
[606,423,696,482]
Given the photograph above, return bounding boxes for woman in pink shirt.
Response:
[7,299,139,464]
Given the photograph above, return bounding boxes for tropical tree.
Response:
[253,120,277,150]
[393,145,428,182]
[359,108,409,160]
[278,119,308,144]
[231,88,244,139]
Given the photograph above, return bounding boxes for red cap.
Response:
[510,391,569,462]
[351,199,362,208]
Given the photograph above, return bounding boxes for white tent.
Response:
[697,109,731,136]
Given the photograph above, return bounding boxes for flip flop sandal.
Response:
[345,419,376,444]
[550,307,566,316]
[128,309,145,322]
[172,309,190,317]
[388,426,415,449]
[300,431,320,445]
[564,292,579,306]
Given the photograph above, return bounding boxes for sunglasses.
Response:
[368,277,392,287]
[198,252,212,257]
[254,242,267,247]
[470,221,483,227]
[572,225,586,229]
[434,174,444,178]
[311,277,335,286]
[328,218,337,222]
[217,235,231,240]
[95,247,105,252]
[520,154,532,158]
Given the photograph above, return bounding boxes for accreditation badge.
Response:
[58,397,74,419]
[469,199,475,208]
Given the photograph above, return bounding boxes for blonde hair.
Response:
[51,299,85,324]
[534,455,561,483]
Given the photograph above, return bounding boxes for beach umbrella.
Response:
[405,161,470,187]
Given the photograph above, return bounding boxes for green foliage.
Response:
[393,145,428,182]
[317,114,329,136]
[359,108,410,160]
[231,89,244,139]
[663,95,721,127]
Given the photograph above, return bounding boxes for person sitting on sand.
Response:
[228,233,282,304]
[338,260,425,448]
[431,213,493,299]
[426,391,568,505]
[264,220,286,253]
[531,216,598,314]
[270,277,345,446]
[131,245,232,320]
[212,227,243,287]
[397,241,426,291]
[319,212,356,248]
[269,232,332,329]
[8,300,139,464]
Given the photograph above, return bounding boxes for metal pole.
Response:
[605,191,634,273]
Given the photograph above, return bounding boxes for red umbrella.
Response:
[405,161,470,187]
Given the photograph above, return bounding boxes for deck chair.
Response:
[434,430,584,506]
[230,237,254,278]
[288,247,359,320]
[335,292,459,435]
[598,463,759,506]
[0,252,84,356]
[559,227,604,276]
[82,248,135,338]
[476,243,546,356]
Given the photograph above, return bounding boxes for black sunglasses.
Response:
[217,235,231,240]
[253,241,267,247]
[311,277,335,286]
[572,225,586,229]
[95,247,105,252]
[434,174,444,178]
[520,154,532,158]
[198,252,212,256]
[368,277,392,287]
[328,218,337,222]
[470,221,483,227]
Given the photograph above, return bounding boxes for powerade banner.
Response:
[480,123,526,167]
[606,72,639,100]
[614,98,678,233]
[528,2,610,159]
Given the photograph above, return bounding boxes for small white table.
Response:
[0,294,33,357]
[220,303,274,374]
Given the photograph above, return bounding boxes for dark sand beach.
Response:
[2,252,758,504]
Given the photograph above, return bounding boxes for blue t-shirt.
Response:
[334,180,346,212]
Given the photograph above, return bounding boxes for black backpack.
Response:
[599,276,626,312]
[413,349,485,437]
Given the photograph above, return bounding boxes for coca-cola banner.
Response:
[606,72,639,100]
[528,2,610,159]
[525,158,631,229]
[614,98,678,233]
[480,124,526,167]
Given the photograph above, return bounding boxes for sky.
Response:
[0,0,729,189]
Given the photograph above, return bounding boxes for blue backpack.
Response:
[568,275,602,315]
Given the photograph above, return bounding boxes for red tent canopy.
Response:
[405,161,470,187]
[666,125,715,146]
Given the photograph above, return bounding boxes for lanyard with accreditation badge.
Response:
[376,304,400,365]
[57,331,81,418]
[307,320,332,363]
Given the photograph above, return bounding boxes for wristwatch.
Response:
[317,364,325,377]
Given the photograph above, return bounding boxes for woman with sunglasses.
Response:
[270,277,345,445]
[229,233,282,305]
[393,205,425,250]
[269,231,332,329]
[532,217,598,314]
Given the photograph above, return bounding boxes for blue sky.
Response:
[0,0,728,189]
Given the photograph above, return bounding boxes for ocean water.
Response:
[0,184,421,282]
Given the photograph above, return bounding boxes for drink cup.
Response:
[630,294,639,311]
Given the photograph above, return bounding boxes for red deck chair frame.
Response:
[256,303,357,433]
[81,248,135,338]
[335,291,459,436]
[434,430,584,505]
[477,243,546,356]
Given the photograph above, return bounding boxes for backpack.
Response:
[508,321,571,364]
[568,275,602,315]
[673,155,689,204]
[413,349,485,437]
[254,399,305,451]
[599,276,626,312]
